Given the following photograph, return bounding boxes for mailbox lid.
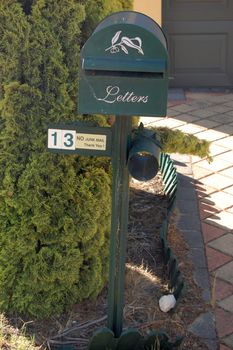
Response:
[81,12,168,66]
[93,11,167,50]
[81,23,168,64]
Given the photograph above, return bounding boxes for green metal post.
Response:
[107,116,132,338]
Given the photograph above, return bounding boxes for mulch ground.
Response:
[10,173,211,349]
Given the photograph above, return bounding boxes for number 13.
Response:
[48,129,76,150]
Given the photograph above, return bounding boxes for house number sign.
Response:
[47,124,112,157]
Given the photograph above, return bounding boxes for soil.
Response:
[10,173,211,349]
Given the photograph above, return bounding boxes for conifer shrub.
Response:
[132,120,211,161]
[0,0,133,318]
[152,127,212,161]
[80,0,133,42]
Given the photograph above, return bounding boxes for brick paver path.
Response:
[142,88,233,349]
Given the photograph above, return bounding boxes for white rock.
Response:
[159,294,176,312]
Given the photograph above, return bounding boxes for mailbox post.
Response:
[48,10,169,349]
[78,11,168,347]
[108,116,132,337]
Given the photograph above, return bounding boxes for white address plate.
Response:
[48,129,76,150]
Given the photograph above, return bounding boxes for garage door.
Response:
[162,0,233,87]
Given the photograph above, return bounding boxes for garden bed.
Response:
[6,173,210,350]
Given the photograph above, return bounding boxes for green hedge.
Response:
[80,0,133,42]
[0,0,131,318]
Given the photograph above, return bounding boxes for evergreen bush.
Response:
[80,0,133,42]
[0,0,134,318]
[153,127,212,161]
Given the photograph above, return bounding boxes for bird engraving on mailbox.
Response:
[105,31,144,55]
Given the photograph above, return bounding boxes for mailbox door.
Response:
[79,72,168,117]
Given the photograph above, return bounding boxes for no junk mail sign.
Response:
[78,11,169,117]
[47,123,112,157]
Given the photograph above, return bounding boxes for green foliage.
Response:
[0,1,30,99]
[119,0,133,10]
[0,0,116,318]
[80,0,133,42]
[132,116,140,128]
[153,127,212,162]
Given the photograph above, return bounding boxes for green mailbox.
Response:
[47,9,173,350]
[78,11,168,117]
[74,11,169,349]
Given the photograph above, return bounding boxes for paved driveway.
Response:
[141,88,233,350]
